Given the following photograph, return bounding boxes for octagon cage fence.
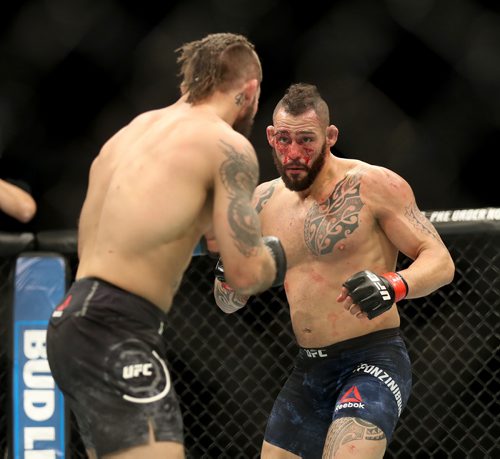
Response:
[0,207,499,459]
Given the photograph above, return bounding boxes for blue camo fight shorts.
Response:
[264,328,412,458]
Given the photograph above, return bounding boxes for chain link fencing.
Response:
[0,220,498,458]
[1,255,15,458]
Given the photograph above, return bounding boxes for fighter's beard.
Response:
[272,142,327,191]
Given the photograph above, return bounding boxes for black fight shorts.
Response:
[264,328,412,459]
[46,277,184,456]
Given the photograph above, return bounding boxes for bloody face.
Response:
[272,142,327,191]
[270,111,328,191]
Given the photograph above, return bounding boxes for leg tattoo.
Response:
[322,418,385,458]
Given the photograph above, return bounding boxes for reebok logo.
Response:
[335,386,365,412]
[340,386,362,403]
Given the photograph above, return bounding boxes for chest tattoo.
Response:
[304,175,363,255]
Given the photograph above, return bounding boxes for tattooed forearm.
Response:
[214,281,250,313]
[304,174,363,256]
[404,203,442,242]
[254,179,279,213]
[219,140,261,256]
[322,418,385,458]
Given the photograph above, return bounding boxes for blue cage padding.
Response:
[12,253,67,459]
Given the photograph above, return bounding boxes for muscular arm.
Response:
[370,168,455,298]
[212,138,277,295]
[340,167,454,320]
[0,179,37,223]
[384,200,454,298]
[213,179,279,313]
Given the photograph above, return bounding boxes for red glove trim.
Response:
[381,272,408,302]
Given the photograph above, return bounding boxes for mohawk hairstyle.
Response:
[176,33,262,104]
[273,83,330,128]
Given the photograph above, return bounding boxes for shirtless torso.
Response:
[216,154,452,348]
[256,159,403,347]
[78,98,276,312]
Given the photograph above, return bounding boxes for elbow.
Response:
[444,257,455,285]
[224,265,270,296]
[213,291,234,314]
[17,200,37,223]
[437,249,455,286]
[225,275,259,296]
[213,279,249,313]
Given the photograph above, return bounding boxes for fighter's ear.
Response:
[266,126,275,146]
[242,78,259,103]
[326,125,339,147]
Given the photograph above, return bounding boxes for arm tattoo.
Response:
[404,203,442,242]
[219,140,260,256]
[322,418,385,458]
[254,179,279,213]
[304,175,363,256]
[214,281,249,313]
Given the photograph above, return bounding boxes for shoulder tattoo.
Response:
[254,179,279,213]
[404,203,441,242]
[219,140,260,257]
[304,174,363,255]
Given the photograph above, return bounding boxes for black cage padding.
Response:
[0,232,35,257]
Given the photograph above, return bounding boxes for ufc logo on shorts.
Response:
[122,363,153,379]
[366,272,391,301]
[305,349,328,358]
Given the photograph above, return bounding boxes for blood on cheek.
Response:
[276,142,314,165]
[302,147,313,165]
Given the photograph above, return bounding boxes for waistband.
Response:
[299,328,402,360]
[69,276,167,327]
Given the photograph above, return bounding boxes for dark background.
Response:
[1,0,499,232]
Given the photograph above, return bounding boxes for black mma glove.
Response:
[262,236,287,287]
[214,236,287,289]
[343,270,409,320]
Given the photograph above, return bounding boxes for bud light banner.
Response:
[12,254,67,459]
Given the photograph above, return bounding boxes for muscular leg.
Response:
[261,440,301,459]
[93,421,185,459]
[322,417,386,459]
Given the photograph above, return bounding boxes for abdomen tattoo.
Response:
[304,175,363,255]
